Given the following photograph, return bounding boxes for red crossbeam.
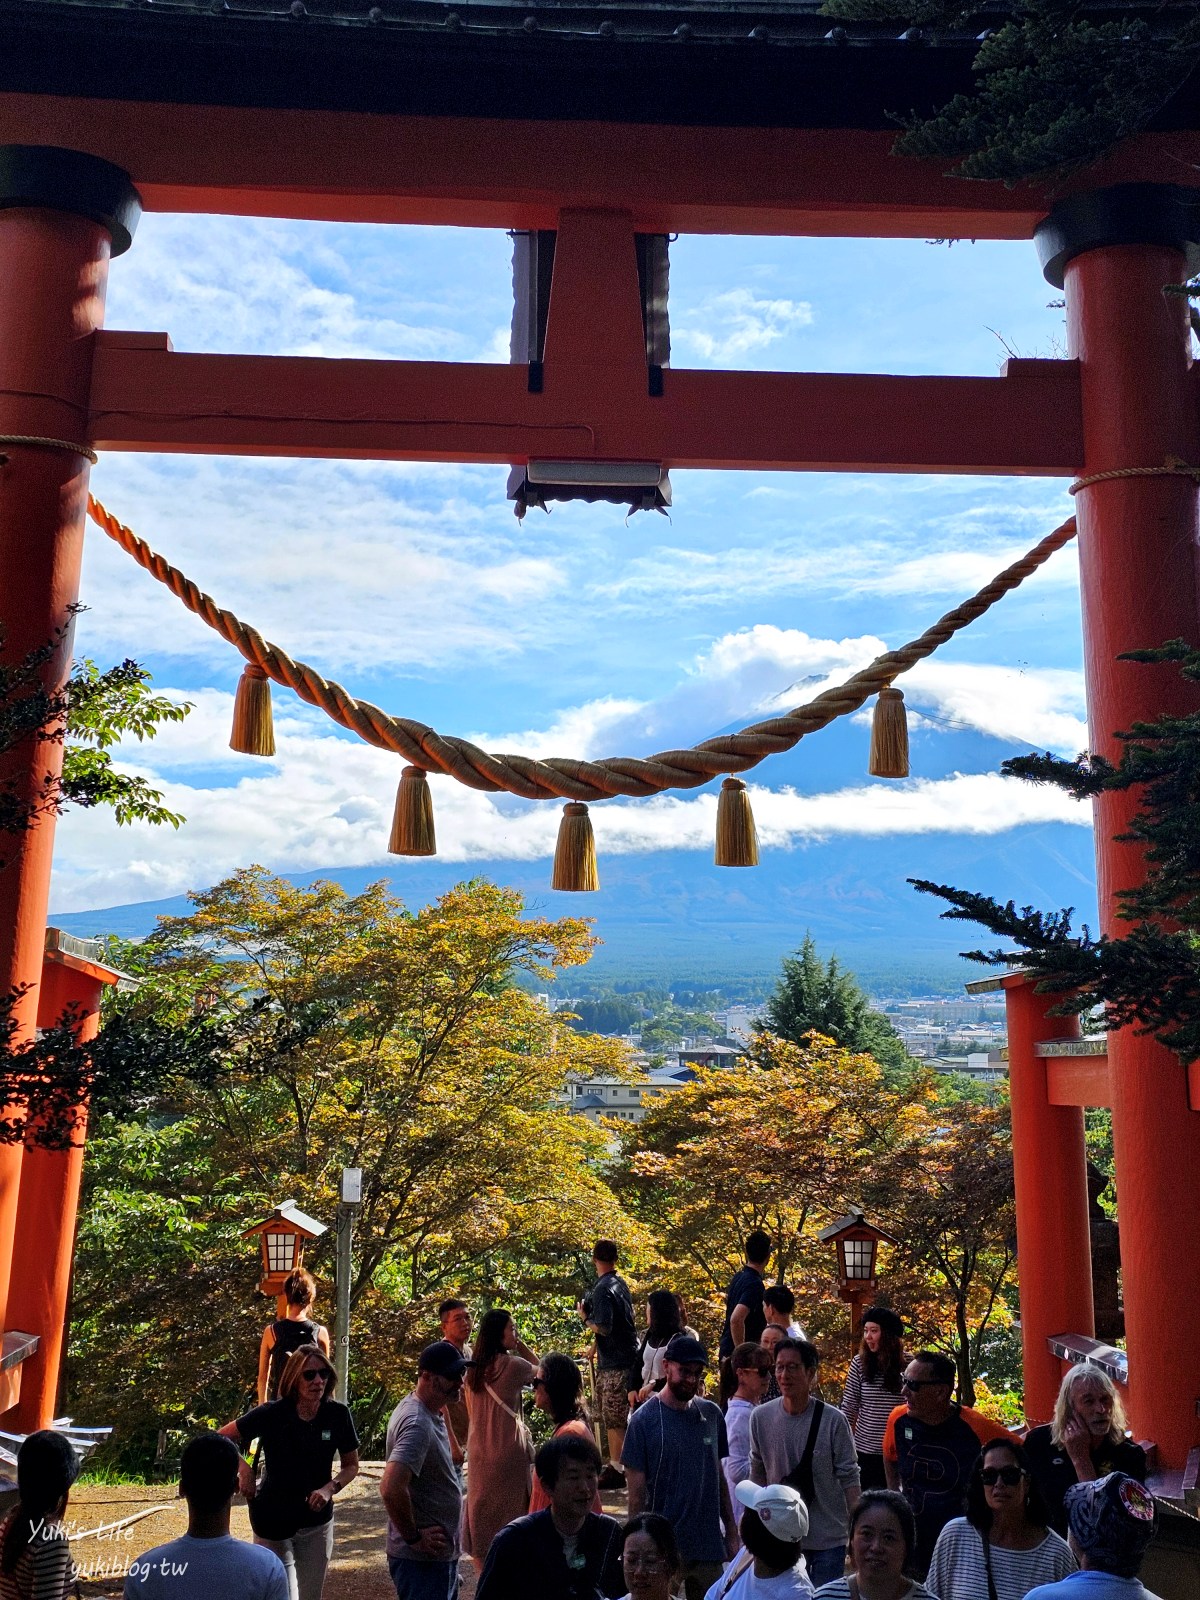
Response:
[89,335,1083,475]
[2,93,1199,237]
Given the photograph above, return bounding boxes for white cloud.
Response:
[104,215,512,364]
[79,452,564,674]
[597,521,1078,611]
[673,288,814,364]
[903,661,1087,754]
[48,618,1091,909]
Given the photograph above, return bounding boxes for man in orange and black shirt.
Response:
[883,1350,1013,1576]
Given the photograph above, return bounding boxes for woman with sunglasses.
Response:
[814,1490,936,1600]
[619,1513,682,1600]
[220,1344,360,1600]
[719,1343,771,1542]
[528,1353,603,1515]
[927,1439,1075,1600]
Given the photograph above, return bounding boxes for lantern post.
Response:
[334,1168,361,1399]
[242,1201,327,1319]
[817,1207,898,1356]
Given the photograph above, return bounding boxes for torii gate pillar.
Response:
[1040,186,1200,1466]
[1002,971,1093,1428]
[0,147,139,1338]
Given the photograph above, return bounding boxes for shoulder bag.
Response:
[980,1528,999,1600]
[781,1398,826,1508]
[486,1369,537,1483]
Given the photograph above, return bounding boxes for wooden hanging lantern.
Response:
[242,1200,328,1303]
[817,1205,899,1353]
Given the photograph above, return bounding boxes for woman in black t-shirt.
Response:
[220,1344,360,1600]
[257,1269,332,1403]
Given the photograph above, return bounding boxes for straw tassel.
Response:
[230,664,276,756]
[388,766,437,856]
[551,802,599,891]
[869,685,909,778]
[715,777,759,867]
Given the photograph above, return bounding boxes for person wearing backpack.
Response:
[579,1238,639,1488]
[749,1339,861,1591]
[257,1270,332,1403]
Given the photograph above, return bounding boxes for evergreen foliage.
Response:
[0,620,190,851]
[66,869,643,1454]
[911,642,1200,1060]
[765,932,911,1070]
[821,0,1200,182]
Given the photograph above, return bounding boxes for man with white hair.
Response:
[1025,1473,1161,1600]
[1024,1367,1146,1538]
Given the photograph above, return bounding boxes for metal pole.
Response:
[335,1168,361,1399]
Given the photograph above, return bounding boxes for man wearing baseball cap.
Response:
[702,1482,814,1600]
[380,1341,472,1600]
[622,1333,739,1600]
[1025,1473,1162,1600]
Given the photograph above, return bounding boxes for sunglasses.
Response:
[981,1466,1026,1487]
[901,1378,943,1391]
[532,1377,548,1388]
[300,1370,329,1384]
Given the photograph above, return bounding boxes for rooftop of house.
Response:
[4,0,1198,131]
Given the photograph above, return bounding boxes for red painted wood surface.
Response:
[0,206,111,1346]
[1003,972,1094,1428]
[1045,1055,1113,1110]
[87,337,1085,474]
[1,94,1199,236]
[5,956,105,1429]
[1067,242,1200,1469]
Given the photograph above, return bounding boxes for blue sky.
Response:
[50,218,1092,912]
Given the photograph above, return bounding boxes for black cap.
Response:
[861,1306,903,1339]
[418,1340,471,1378]
[663,1333,708,1366]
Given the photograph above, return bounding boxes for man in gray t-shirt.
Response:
[749,1338,861,1591]
[381,1340,470,1600]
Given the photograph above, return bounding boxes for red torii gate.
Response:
[0,37,1199,1464]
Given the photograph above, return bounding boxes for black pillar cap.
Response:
[1036,183,1200,289]
[0,146,141,255]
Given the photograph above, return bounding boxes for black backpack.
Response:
[266,1317,319,1399]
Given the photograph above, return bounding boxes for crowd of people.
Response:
[0,1245,1167,1600]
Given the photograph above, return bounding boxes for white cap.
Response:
[734,1480,810,1544]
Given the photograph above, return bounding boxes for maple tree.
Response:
[612,1032,1015,1400]
[66,869,647,1453]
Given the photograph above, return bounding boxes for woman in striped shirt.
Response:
[926,1438,1075,1600]
[0,1430,78,1600]
[840,1307,906,1490]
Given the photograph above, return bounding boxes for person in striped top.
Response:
[927,1438,1075,1600]
[813,1490,938,1600]
[0,1430,78,1600]
[840,1308,906,1491]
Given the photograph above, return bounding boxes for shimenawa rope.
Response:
[87,493,1078,802]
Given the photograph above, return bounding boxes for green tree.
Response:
[871,1096,1016,1405]
[821,0,1200,183]
[912,642,1200,1062]
[1,625,196,1141]
[67,870,646,1456]
[764,934,911,1072]
[611,1032,1015,1399]
[1,622,189,850]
